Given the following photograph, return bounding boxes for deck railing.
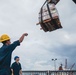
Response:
[22,70,76,75]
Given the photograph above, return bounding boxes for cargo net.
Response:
[37,0,62,32]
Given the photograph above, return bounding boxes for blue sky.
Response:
[0,0,76,70]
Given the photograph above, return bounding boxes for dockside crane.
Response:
[70,63,75,70]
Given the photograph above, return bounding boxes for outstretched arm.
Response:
[19,33,28,43]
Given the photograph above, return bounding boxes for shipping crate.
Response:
[37,3,62,32]
[37,17,62,32]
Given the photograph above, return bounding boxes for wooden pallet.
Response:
[37,17,62,32]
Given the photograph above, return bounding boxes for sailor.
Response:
[11,56,22,75]
[0,33,28,75]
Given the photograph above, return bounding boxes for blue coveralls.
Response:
[0,40,20,75]
[11,62,22,75]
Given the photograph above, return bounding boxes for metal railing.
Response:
[22,71,48,75]
[49,70,76,75]
[22,70,76,75]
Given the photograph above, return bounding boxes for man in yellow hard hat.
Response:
[0,33,28,75]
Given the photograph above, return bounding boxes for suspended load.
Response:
[37,0,62,32]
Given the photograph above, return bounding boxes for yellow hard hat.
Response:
[0,34,10,42]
